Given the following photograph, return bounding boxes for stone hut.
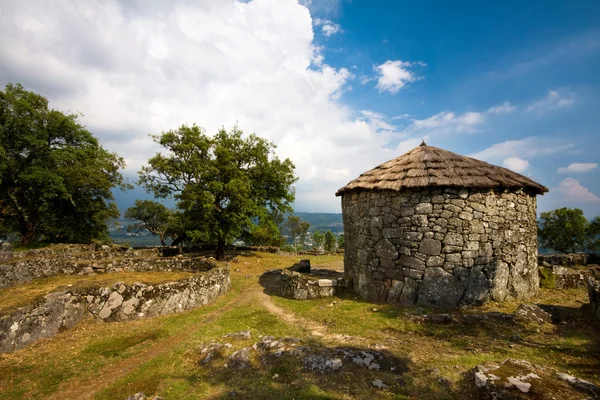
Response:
[336,142,548,309]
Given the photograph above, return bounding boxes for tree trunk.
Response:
[171,233,188,247]
[215,239,226,260]
[20,227,36,246]
[159,233,166,247]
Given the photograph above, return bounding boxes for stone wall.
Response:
[0,254,215,289]
[279,270,346,300]
[341,187,539,309]
[587,276,600,322]
[0,266,230,353]
[538,253,600,267]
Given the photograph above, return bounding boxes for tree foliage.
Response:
[324,230,336,252]
[538,208,596,253]
[0,83,129,245]
[286,215,310,253]
[588,216,600,252]
[337,233,345,249]
[138,124,297,259]
[124,200,175,246]
[312,230,324,254]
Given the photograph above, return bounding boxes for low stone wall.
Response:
[539,266,589,289]
[280,270,347,300]
[587,276,600,322]
[538,253,600,267]
[0,266,230,353]
[0,256,216,289]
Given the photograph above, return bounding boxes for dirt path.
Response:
[47,287,250,400]
[48,270,345,399]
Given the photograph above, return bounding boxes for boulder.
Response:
[514,304,552,325]
[417,267,465,309]
[474,359,600,399]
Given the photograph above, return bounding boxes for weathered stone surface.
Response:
[462,267,489,305]
[341,188,539,309]
[374,238,398,260]
[417,268,465,309]
[419,238,441,256]
[587,276,600,322]
[386,280,405,305]
[473,359,599,399]
[0,244,215,289]
[514,304,552,324]
[399,255,425,270]
[279,270,348,300]
[415,203,433,214]
[0,266,230,354]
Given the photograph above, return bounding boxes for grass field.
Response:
[0,252,598,399]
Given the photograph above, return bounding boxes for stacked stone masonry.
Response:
[279,270,347,300]
[0,245,214,289]
[0,266,230,353]
[342,187,539,309]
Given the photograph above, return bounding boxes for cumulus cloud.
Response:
[0,0,399,213]
[408,111,485,135]
[374,60,424,94]
[486,101,515,114]
[470,137,574,163]
[502,157,529,173]
[557,163,598,174]
[526,90,575,114]
[556,178,600,203]
[314,18,342,36]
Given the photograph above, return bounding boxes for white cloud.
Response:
[470,137,574,162]
[486,101,515,114]
[314,18,342,37]
[0,0,401,213]
[526,90,575,114]
[409,111,485,134]
[502,157,529,173]
[556,178,600,203]
[360,110,397,135]
[557,163,598,174]
[374,60,423,94]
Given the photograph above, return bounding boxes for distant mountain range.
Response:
[109,212,343,247]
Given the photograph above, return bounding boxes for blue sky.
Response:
[0,0,599,216]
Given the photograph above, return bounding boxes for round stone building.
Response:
[336,142,548,309]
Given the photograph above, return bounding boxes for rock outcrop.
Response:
[473,359,600,399]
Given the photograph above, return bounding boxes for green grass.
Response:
[0,252,598,400]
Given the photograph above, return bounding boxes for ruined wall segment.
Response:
[342,187,539,309]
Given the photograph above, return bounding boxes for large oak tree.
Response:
[138,124,297,259]
[0,83,129,245]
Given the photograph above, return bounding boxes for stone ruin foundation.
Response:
[342,187,539,309]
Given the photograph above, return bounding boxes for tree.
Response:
[244,211,285,247]
[324,230,336,252]
[138,124,297,260]
[312,230,324,254]
[0,83,129,245]
[538,208,590,253]
[286,215,310,253]
[337,233,345,249]
[125,200,174,246]
[588,216,600,252]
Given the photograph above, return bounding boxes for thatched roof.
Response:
[336,142,548,196]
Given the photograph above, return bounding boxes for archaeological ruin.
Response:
[336,142,548,309]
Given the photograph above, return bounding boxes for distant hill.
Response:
[109,212,344,247]
[292,212,343,234]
